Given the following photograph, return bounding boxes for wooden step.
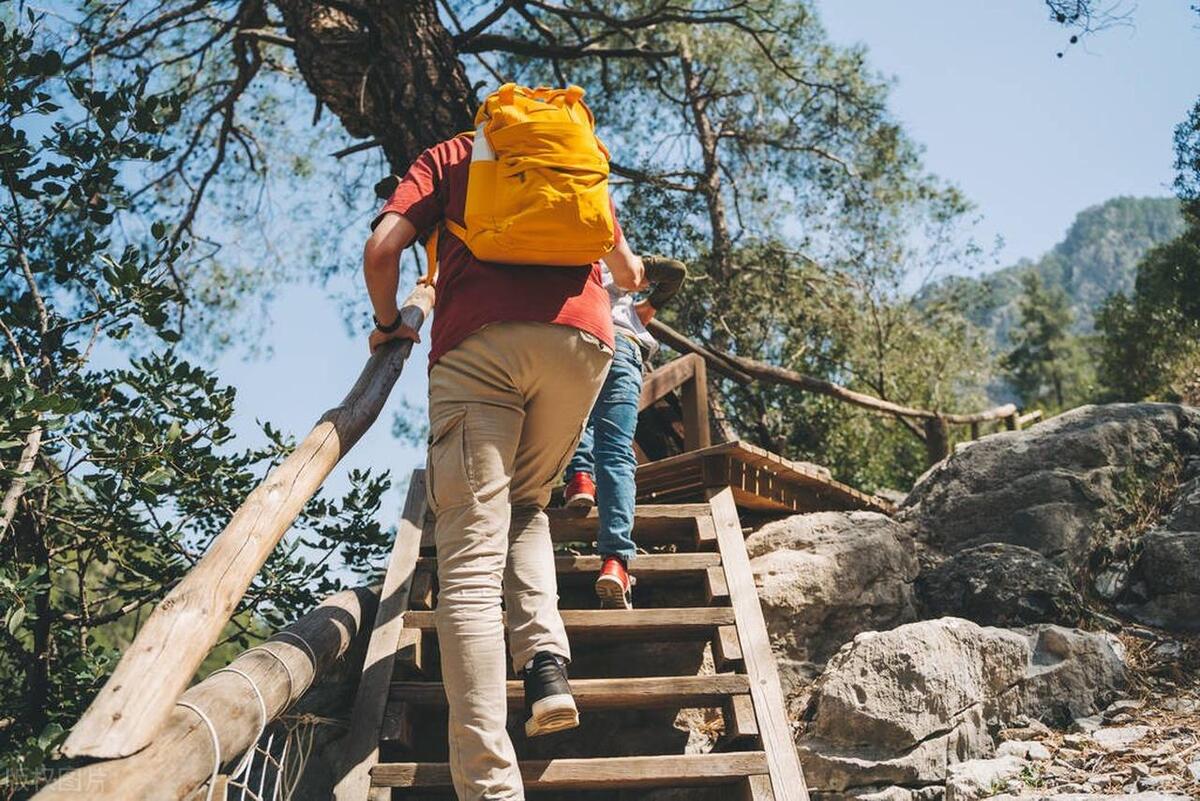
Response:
[415,552,721,580]
[372,752,769,790]
[389,674,749,710]
[401,607,735,641]
[547,504,711,544]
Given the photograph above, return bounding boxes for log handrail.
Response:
[646,318,1017,426]
[35,587,377,800]
[61,284,434,760]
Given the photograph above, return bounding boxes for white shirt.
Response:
[602,266,657,358]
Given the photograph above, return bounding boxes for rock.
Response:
[1103,698,1142,719]
[996,719,1051,741]
[996,740,1051,761]
[1162,474,1200,530]
[849,787,915,801]
[746,511,919,666]
[1089,725,1151,751]
[1019,626,1127,726]
[1188,759,1200,782]
[1071,714,1102,733]
[796,618,1126,793]
[915,543,1082,626]
[901,404,1200,569]
[944,755,1027,801]
[988,794,1191,800]
[1121,529,1200,632]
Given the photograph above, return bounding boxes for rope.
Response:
[272,631,317,668]
[240,646,299,701]
[172,629,326,801]
[211,665,269,784]
[176,700,222,801]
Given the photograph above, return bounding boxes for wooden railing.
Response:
[60,285,434,760]
[638,352,711,453]
[36,588,377,799]
[646,318,1029,465]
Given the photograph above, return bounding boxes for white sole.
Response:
[595,574,632,610]
[566,493,595,509]
[525,693,580,737]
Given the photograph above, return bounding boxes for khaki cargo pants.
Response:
[426,321,612,801]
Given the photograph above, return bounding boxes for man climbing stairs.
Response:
[334,469,810,800]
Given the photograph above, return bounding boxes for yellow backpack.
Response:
[441,83,615,268]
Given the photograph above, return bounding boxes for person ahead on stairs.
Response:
[563,257,687,610]
[361,84,645,801]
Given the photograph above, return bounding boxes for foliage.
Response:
[1001,272,1093,411]
[492,0,991,489]
[0,15,391,794]
[1095,219,1200,403]
[1094,9,1200,405]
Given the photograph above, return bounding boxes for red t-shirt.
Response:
[373,134,619,366]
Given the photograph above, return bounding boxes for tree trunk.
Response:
[272,0,475,171]
[679,48,733,285]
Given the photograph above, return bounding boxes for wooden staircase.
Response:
[334,469,809,800]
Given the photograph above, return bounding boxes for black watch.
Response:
[373,310,404,333]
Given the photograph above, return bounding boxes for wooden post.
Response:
[923,416,950,466]
[681,355,712,452]
[969,421,980,441]
[62,285,434,760]
[34,588,377,800]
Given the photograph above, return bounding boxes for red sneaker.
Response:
[565,472,596,508]
[595,556,633,610]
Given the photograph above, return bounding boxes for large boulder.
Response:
[797,618,1126,795]
[745,512,919,670]
[915,543,1082,627]
[901,404,1200,569]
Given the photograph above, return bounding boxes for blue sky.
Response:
[210,2,1199,536]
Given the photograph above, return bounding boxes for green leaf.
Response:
[7,605,26,635]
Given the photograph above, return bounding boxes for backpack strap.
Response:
[419,217,469,287]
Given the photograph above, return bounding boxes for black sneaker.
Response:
[521,651,579,738]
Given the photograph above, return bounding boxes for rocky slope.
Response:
[749,403,1200,800]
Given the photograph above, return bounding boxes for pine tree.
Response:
[1002,273,1084,409]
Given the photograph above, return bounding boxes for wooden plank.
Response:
[393,628,424,677]
[334,470,427,801]
[635,441,893,515]
[713,625,744,671]
[35,588,375,800]
[639,353,701,412]
[720,694,759,749]
[547,504,707,544]
[62,287,435,759]
[389,675,750,710]
[695,515,718,548]
[705,565,730,605]
[371,752,769,789]
[709,488,809,801]
[416,552,720,582]
[742,774,777,801]
[408,566,435,610]
[402,607,735,641]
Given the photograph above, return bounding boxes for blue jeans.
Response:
[566,335,642,563]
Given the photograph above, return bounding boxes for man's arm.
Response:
[601,237,646,292]
[364,212,422,353]
[634,256,688,324]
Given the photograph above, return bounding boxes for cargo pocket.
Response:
[425,409,472,513]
